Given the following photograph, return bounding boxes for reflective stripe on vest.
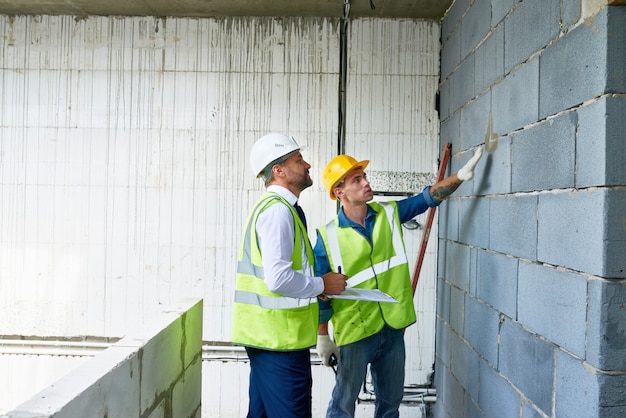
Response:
[231,192,318,351]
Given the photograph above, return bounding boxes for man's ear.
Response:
[272,164,285,178]
[333,187,343,200]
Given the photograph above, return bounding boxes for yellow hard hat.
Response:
[322,155,369,200]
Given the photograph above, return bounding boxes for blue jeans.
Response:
[246,347,312,418]
[327,325,406,418]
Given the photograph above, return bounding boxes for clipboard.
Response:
[326,288,399,304]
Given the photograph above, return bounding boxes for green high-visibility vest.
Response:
[317,201,416,346]
[231,192,318,351]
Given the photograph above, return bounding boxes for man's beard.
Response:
[293,174,313,192]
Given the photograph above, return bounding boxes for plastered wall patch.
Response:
[485,111,499,153]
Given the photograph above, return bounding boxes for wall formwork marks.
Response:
[0,14,442,417]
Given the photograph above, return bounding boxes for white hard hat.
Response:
[250,133,302,178]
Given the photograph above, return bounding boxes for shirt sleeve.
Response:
[313,229,334,323]
[396,186,441,223]
[256,202,324,298]
[313,230,332,276]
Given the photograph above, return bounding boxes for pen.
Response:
[338,266,342,274]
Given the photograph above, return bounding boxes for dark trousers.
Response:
[245,346,313,418]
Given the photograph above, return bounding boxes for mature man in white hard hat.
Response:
[314,147,483,417]
[232,133,348,418]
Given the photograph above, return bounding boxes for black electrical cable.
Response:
[338,0,349,156]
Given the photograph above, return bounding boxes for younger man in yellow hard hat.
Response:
[314,147,483,417]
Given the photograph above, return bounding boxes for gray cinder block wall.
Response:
[435,0,626,417]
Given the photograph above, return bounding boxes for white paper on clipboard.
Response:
[326,288,399,304]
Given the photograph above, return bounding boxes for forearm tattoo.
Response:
[431,180,462,200]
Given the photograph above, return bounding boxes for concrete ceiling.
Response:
[0,0,453,20]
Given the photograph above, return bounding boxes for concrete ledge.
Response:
[2,298,203,418]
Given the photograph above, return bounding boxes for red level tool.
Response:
[411,142,452,295]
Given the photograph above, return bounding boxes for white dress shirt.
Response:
[256,185,324,298]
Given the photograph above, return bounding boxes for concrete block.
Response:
[462,394,483,418]
[599,404,626,418]
[489,194,538,261]
[577,97,626,187]
[440,197,460,242]
[459,196,490,249]
[440,112,461,150]
[460,0,492,61]
[449,332,480,401]
[134,299,202,415]
[606,190,626,278]
[437,277,452,326]
[606,241,626,279]
[511,112,577,192]
[522,402,546,418]
[477,359,521,418]
[597,373,626,408]
[56,351,141,417]
[555,350,599,417]
[442,0,471,43]
[181,300,204,369]
[146,399,166,418]
[539,9,611,119]
[139,328,185,413]
[538,189,622,278]
[450,286,465,337]
[598,372,626,411]
[433,357,446,391]
[518,262,587,357]
[587,279,626,370]
[475,137,511,197]
[476,250,518,320]
[172,356,202,418]
[441,366,466,418]
[464,296,500,367]
[504,0,560,73]
[444,241,471,292]
[449,53,476,113]
[438,239,448,277]
[492,0,517,27]
[561,0,581,30]
[6,345,141,418]
[606,6,626,94]
[475,28,504,94]
[441,29,461,82]
[436,318,451,367]
[499,319,554,415]
[460,91,491,150]
[432,363,456,418]
[468,247,479,296]
[492,58,539,136]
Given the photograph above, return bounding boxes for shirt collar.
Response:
[267,184,298,206]
[337,204,378,227]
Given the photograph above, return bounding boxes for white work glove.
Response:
[316,334,340,367]
[457,145,484,181]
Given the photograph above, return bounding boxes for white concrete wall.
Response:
[0,14,440,416]
[2,298,202,418]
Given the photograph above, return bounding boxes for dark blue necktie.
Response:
[294,202,308,230]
